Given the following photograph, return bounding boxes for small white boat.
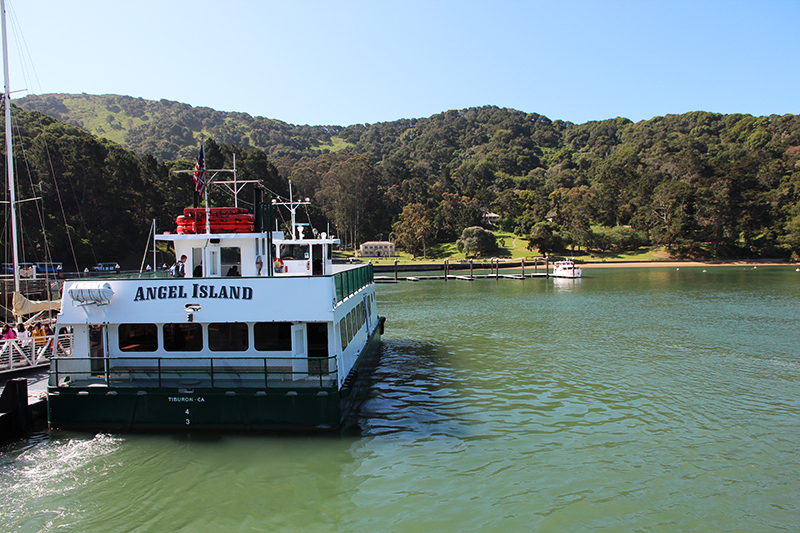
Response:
[551,260,582,279]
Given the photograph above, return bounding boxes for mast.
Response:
[1,0,20,293]
[271,180,310,240]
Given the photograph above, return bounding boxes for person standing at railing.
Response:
[17,323,31,361]
[0,326,9,367]
[32,323,45,357]
[0,324,16,368]
[1,324,16,340]
[44,324,55,356]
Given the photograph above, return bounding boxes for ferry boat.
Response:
[551,259,582,279]
[46,183,385,431]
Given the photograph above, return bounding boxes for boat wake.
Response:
[0,433,122,530]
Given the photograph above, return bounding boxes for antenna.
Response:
[271,180,310,240]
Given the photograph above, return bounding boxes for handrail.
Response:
[0,333,71,371]
[333,263,374,303]
[50,355,339,389]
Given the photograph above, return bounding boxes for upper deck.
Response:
[57,261,374,326]
[156,229,345,278]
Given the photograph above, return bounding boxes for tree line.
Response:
[10,96,800,263]
[1,106,286,271]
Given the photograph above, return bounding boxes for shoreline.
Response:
[583,259,793,269]
[370,258,795,273]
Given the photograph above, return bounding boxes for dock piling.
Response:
[0,378,30,441]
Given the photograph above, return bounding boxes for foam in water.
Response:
[0,433,122,531]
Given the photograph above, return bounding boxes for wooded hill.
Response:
[10,93,800,268]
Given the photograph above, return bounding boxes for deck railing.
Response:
[0,333,72,371]
[49,355,338,389]
[334,263,374,303]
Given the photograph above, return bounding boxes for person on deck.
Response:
[172,255,187,277]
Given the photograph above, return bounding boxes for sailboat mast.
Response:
[1,0,20,293]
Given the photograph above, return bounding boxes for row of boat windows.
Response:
[118,322,291,353]
[339,295,373,351]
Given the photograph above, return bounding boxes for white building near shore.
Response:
[359,241,396,257]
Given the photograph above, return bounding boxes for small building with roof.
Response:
[359,241,396,257]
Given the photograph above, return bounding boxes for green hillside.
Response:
[11,94,800,264]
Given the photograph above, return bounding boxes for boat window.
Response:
[221,247,241,278]
[90,325,106,374]
[192,248,203,277]
[307,323,328,375]
[339,318,347,350]
[254,322,292,351]
[208,322,249,351]
[347,311,355,342]
[119,324,158,352]
[279,244,309,260]
[207,249,219,277]
[163,323,203,351]
[312,244,323,275]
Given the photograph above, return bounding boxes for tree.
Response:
[527,221,564,255]
[551,186,595,251]
[391,203,432,258]
[648,180,694,245]
[316,155,377,250]
[782,214,800,260]
[456,226,497,257]
[434,192,483,242]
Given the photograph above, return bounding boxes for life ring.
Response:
[256,255,264,275]
[273,258,284,273]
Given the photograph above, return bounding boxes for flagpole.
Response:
[201,139,210,234]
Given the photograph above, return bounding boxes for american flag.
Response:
[193,145,206,196]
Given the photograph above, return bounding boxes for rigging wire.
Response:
[3,3,86,272]
[30,112,82,271]
[12,110,50,264]
[6,1,40,95]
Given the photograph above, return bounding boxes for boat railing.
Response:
[334,263,374,303]
[49,355,338,389]
[0,333,71,371]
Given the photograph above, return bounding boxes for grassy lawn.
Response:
[339,232,680,266]
[310,136,354,153]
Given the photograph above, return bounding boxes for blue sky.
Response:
[5,0,799,126]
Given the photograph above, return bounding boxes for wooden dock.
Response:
[372,257,557,283]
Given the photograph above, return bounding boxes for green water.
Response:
[2,266,799,532]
